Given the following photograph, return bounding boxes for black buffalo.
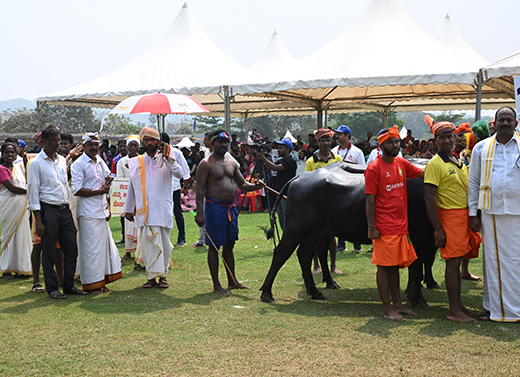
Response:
[260,160,438,308]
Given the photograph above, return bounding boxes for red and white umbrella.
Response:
[110,93,210,132]
[110,93,210,115]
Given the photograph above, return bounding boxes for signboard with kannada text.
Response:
[110,177,129,216]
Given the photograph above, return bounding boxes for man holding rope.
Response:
[195,130,264,295]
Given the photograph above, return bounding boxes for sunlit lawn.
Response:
[0,212,518,376]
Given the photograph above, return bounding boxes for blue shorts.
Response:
[204,198,239,248]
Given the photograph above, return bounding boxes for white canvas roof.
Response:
[175,136,195,149]
[483,49,520,79]
[250,31,296,80]
[434,14,489,68]
[481,49,520,99]
[282,130,297,143]
[36,3,256,108]
[235,0,512,115]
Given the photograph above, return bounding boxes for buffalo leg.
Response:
[317,237,340,290]
[260,235,302,303]
[406,259,430,309]
[297,237,326,300]
[423,249,440,289]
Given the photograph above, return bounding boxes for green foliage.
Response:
[1,105,98,133]
[432,111,466,125]
[101,114,141,134]
[0,107,40,133]
[328,111,404,140]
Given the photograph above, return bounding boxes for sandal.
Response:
[48,290,67,299]
[134,263,144,271]
[158,277,169,289]
[32,283,45,293]
[143,279,157,288]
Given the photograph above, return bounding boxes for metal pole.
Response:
[324,110,328,127]
[382,107,389,128]
[475,70,483,123]
[224,86,231,135]
[317,109,323,129]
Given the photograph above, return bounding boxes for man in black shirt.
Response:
[257,138,296,230]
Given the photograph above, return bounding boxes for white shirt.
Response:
[124,150,183,228]
[468,137,520,216]
[27,150,69,211]
[332,143,365,165]
[172,148,191,191]
[116,155,134,179]
[71,153,111,219]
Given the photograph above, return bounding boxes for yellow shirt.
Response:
[305,152,342,172]
[424,153,468,209]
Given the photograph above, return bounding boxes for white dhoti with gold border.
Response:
[77,216,123,290]
[136,226,172,280]
[481,212,520,322]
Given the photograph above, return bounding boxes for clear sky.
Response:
[1,0,519,102]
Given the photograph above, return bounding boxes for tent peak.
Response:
[182,2,188,8]
[273,30,278,36]
[445,13,450,19]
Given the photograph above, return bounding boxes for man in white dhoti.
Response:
[468,106,520,322]
[117,135,142,270]
[71,132,123,294]
[124,127,183,289]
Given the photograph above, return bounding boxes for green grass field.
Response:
[0,212,519,376]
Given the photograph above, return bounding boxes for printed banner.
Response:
[110,177,129,216]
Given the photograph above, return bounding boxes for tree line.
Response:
[1,104,482,143]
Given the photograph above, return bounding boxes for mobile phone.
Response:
[105,177,114,186]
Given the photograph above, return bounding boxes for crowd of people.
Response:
[0,107,518,324]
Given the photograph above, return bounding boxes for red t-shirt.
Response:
[364,156,422,236]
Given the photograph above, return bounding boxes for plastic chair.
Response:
[245,189,263,213]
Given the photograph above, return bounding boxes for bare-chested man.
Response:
[195,130,264,294]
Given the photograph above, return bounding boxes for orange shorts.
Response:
[372,234,417,268]
[438,208,481,260]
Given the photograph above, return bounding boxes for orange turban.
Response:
[454,122,471,134]
[424,115,456,136]
[377,125,400,145]
[139,127,160,141]
[314,128,334,141]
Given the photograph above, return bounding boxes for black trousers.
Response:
[173,189,185,243]
[40,203,78,293]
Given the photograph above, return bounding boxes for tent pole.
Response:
[224,86,231,135]
[382,107,389,128]
[156,114,161,131]
[317,109,323,129]
[324,110,328,127]
[475,70,483,122]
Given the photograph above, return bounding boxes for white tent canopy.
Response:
[250,31,297,80]
[175,136,195,149]
[35,0,515,122]
[484,49,520,78]
[36,3,256,108]
[282,130,297,143]
[234,0,513,121]
[434,14,489,68]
